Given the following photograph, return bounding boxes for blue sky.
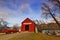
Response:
[0,0,59,27]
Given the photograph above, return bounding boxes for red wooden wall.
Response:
[21,18,35,32]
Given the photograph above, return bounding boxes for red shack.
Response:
[21,18,35,32]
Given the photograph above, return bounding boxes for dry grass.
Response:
[9,32,60,40]
[0,32,60,40]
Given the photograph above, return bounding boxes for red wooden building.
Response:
[21,18,35,32]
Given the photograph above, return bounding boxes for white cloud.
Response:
[17,3,34,14]
[0,7,18,18]
[5,17,23,27]
[47,17,60,23]
[0,3,34,26]
[0,2,41,26]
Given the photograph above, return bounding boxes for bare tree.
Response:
[41,3,60,27]
[12,24,19,30]
[48,0,60,8]
[0,18,9,32]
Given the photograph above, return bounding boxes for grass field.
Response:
[0,32,60,40]
[9,32,60,40]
